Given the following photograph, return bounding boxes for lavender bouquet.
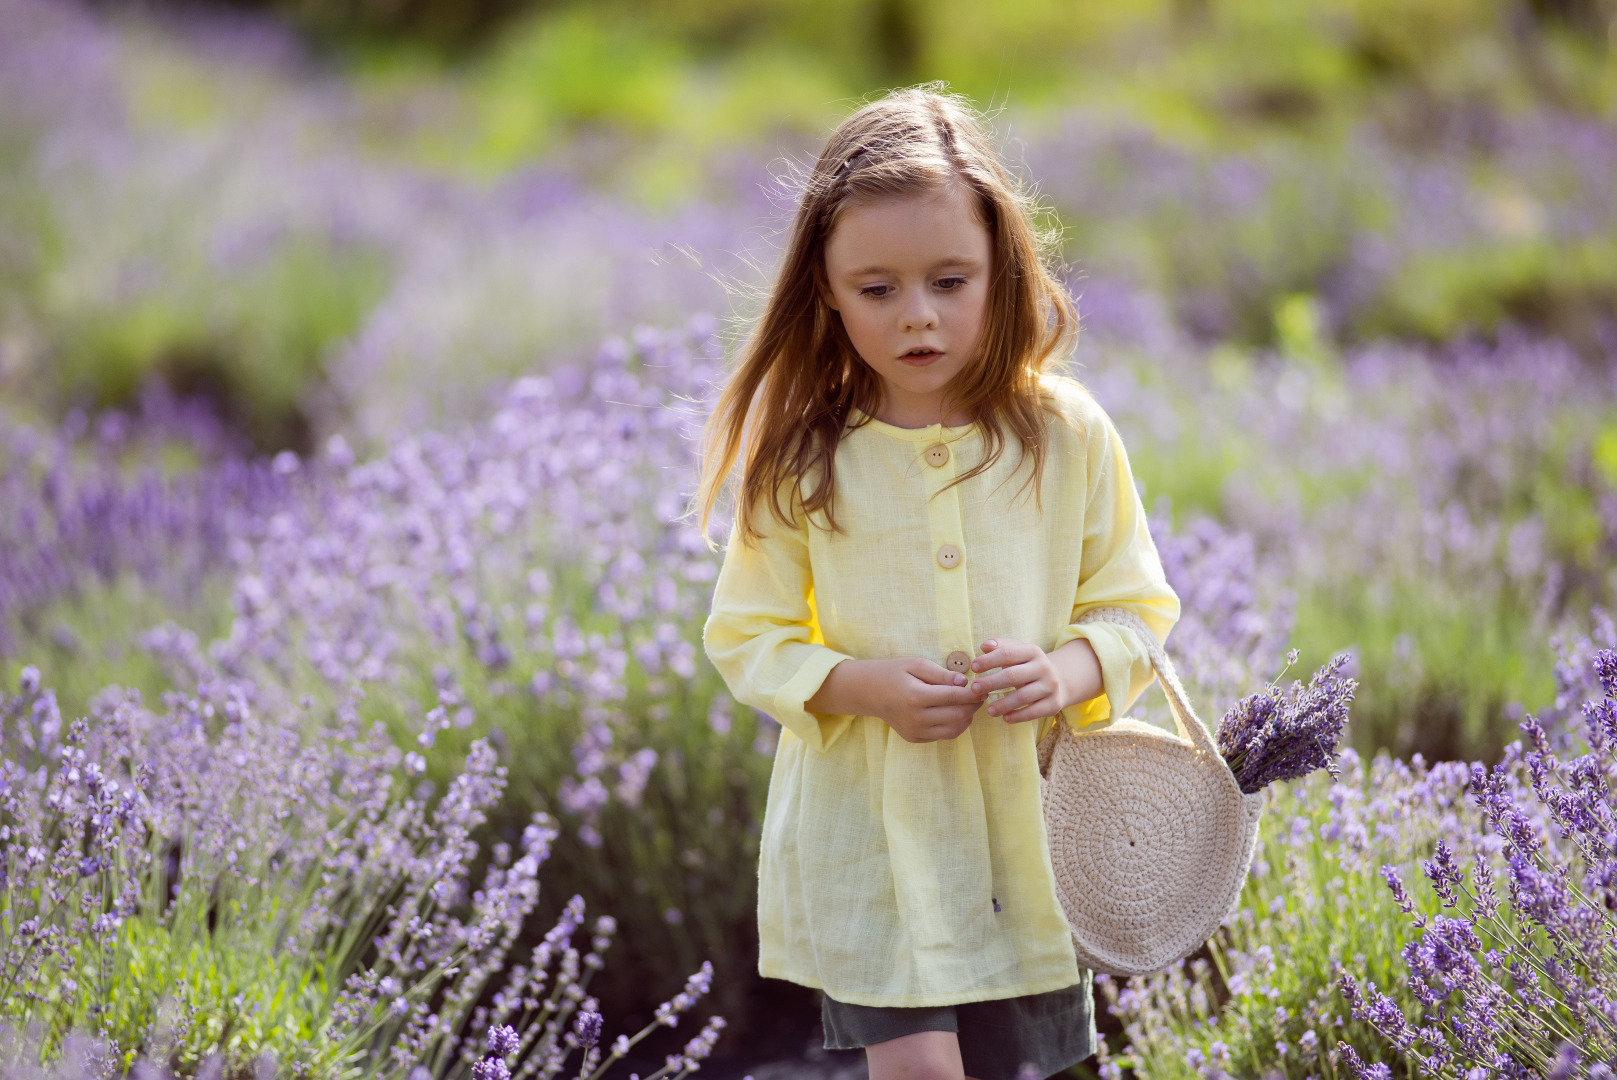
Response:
[1215,650,1356,795]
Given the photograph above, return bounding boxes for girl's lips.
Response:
[898,350,942,366]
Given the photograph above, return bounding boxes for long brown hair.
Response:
[696,85,1078,544]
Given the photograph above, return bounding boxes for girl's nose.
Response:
[901,292,939,332]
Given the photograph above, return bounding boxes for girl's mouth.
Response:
[899,348,942,366]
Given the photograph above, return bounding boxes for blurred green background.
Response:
[10,0,1615,442]
[236,0,1617,188]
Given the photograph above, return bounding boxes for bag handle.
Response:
[1037,607,1219,771]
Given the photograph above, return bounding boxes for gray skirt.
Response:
[821,980,1096,1080]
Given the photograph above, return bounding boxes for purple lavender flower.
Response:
[1594,650,1617,699]
[472,1059,511,1080]
[665,1015,727,1076]
[1420,839,1463,907]
[1378,865,1419,919]
[574,1010,603,1049]
[1335,1043,1393,1080]
[487,1024,520,1057]
[1547,1042,1580,1080]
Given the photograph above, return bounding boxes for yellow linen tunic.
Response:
[702,375,1180,1007]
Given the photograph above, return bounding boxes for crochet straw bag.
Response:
[1037,607,1266,978]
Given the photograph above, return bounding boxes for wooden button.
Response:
[924,443,950,467]
[945,650,971,674]
[936,544,962,569]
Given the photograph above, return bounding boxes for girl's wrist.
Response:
[1048,638,1104,713]
[805,657,881,718]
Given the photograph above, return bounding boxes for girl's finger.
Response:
[971,639,1037,673]
[923,699,987,720]
[999,698,1057,724]
[917,682,985,707]
[985,677,1048,716]
[998,690,1059,723]
[910,660,966,686]
[975,659,1043,695]
[920,716,971,741]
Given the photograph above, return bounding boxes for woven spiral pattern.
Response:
[1041,608,1265,977]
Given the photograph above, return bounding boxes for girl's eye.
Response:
[859,285,891,298]
[935,277,967,291]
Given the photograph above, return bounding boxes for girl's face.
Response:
[821,183,993,427]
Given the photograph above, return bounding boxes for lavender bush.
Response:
[1091,325,1617,760]
[0,306,1296,1043]
[152,321,761,1023]
[1085,626,1617,1079]
[4,271,1610,1074]
[1149,512,1297,710]
[1337,644,1617,1076]
[1095,746,1482,1078]
[1028,111,1617,352]
[0,664,725,1078]
[3,0,1612,775]
[4,299,1609,1054]
[0,0,765,449]
[6,0,1616,445]
[112,319,1287,1028]
[0,384,281,662]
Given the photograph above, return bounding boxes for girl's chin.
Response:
[882,359,956,380]
[861,357,963,397]
[875,374,966,413]
[882,377,949,401]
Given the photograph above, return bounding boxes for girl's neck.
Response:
[870,391,974,430]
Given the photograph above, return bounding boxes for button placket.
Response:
[920,426,976,693]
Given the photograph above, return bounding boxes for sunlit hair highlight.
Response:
[696,85,1078,544]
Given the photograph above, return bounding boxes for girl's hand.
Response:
[806,657,983,743]
[970,637,1103,725]
[873,658,984,743]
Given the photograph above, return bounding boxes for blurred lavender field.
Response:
[3,0,1617,1075]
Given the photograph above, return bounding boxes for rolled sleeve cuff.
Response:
[1051,623,1138,734]
[772,647,858,754]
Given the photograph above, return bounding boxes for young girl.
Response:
[696,87,1180,1080]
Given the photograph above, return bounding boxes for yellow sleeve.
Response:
[701,499,857,754]
[1049,397,1180,732]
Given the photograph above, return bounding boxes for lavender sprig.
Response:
[1216,651,1356,794]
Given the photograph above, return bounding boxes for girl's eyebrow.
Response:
[841,256,984,276]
